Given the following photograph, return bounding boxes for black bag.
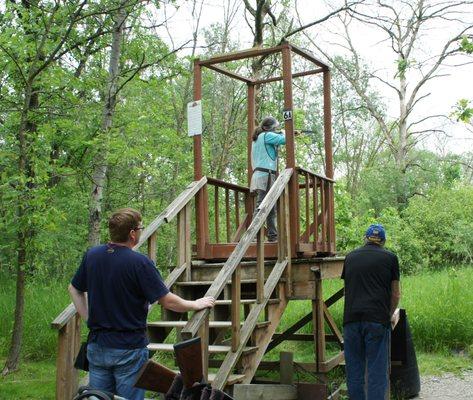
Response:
[74,341,89,371]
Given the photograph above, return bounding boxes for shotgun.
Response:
[173,337,204,389]
[133,359,177,393]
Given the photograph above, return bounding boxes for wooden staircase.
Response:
[142,170,293,391]
[146,258,290,390]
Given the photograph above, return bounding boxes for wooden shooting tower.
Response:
[192,41,336,260]
[52,42,345,400]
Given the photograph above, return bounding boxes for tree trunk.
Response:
[88,8,127,246]
[2,83,37,375]
[397,55,409,206]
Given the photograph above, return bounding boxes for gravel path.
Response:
[417,372,473,399]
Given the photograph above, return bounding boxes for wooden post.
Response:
[247,84,255,187]
[323,69,336,254]
[226,188,231,242]
[313,176,318,245]
[235,191,240,230]
[55,314,81,400]
[185,203,192,281]
[177,209,186,267]
[305,172,310,240]
[280,351,294,385]
[193,60,209,258]
[281,45,298,257]
[277,192,285,263]
[198,315,209,382]
[147,231,157,264]
[256,226,265,303]
[231,264,241,352]
[215,186,219,243]
[320,180,327,250]
[313,271,326,371]
[284,187,292,296]
[323,69,334,180]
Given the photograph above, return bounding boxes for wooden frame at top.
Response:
[192,41,335,259]
[196,42,329,85]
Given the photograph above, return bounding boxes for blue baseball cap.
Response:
[365,224,386,243]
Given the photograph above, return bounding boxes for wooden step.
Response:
[148,321,270,329]
[175,279,257,286]
[147,343,258,354]
[214,298,280,305]
[192,260,274,268]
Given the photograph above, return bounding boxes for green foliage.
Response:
[460,36,473,54]
[453,98,473,123]
[403,185,473,269]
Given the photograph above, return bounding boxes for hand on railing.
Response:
[193,296,216,311]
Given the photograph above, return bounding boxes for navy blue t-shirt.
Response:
[71,244,169,349]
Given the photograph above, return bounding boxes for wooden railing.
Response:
[181,169,294,382]
[206,177,252,244]
[50,177,207,400]
[296,167,336,254]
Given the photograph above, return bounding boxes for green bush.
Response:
[335,189,424,274]
[403,185,473,269]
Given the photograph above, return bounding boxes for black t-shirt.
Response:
[341,243,400,326]
[71,244,169,349]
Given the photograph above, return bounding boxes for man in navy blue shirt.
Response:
[69,208,215,400]
[342,224,401,400]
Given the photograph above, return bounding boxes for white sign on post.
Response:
[187,100,202,137]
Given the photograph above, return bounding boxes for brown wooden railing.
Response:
[181,169,293,388]
[50,177,207,400]
[296,167,336,255]
[206,177,253,244]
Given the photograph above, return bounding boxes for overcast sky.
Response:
[154,0,473,155]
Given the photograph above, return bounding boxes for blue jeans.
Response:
[87,342,148,400]
[343,321,390,400]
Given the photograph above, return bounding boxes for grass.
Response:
[0,267,472,398]
[0,358,56,400]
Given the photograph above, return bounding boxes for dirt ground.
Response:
[417,371,473,399]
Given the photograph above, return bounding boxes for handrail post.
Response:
[312,176,318,247]
[198,315,209,382]
[256,226,265,303]
[147,232,157,264]
[185,203,192,280]
[329,182,336,254]
[214,186,219,243]
[177,204,192,281]
[55,313,81,400]
[225,188,231,242]
[283,186,292,296]
[231,264,241,352]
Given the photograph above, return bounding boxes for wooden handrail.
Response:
[296,166,335,183]
[51,303,76,330]
[181,168,293,340]
[206,177,250,193]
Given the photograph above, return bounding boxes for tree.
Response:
[0,0,137,374]
[303,0,473,206]
[88,3,129,246]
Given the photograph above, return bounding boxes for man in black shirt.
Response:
[68,208,215,400]
[341,224,401,400]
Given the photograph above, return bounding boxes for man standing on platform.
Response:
[342,224,401,400]
[68,208,215,400]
